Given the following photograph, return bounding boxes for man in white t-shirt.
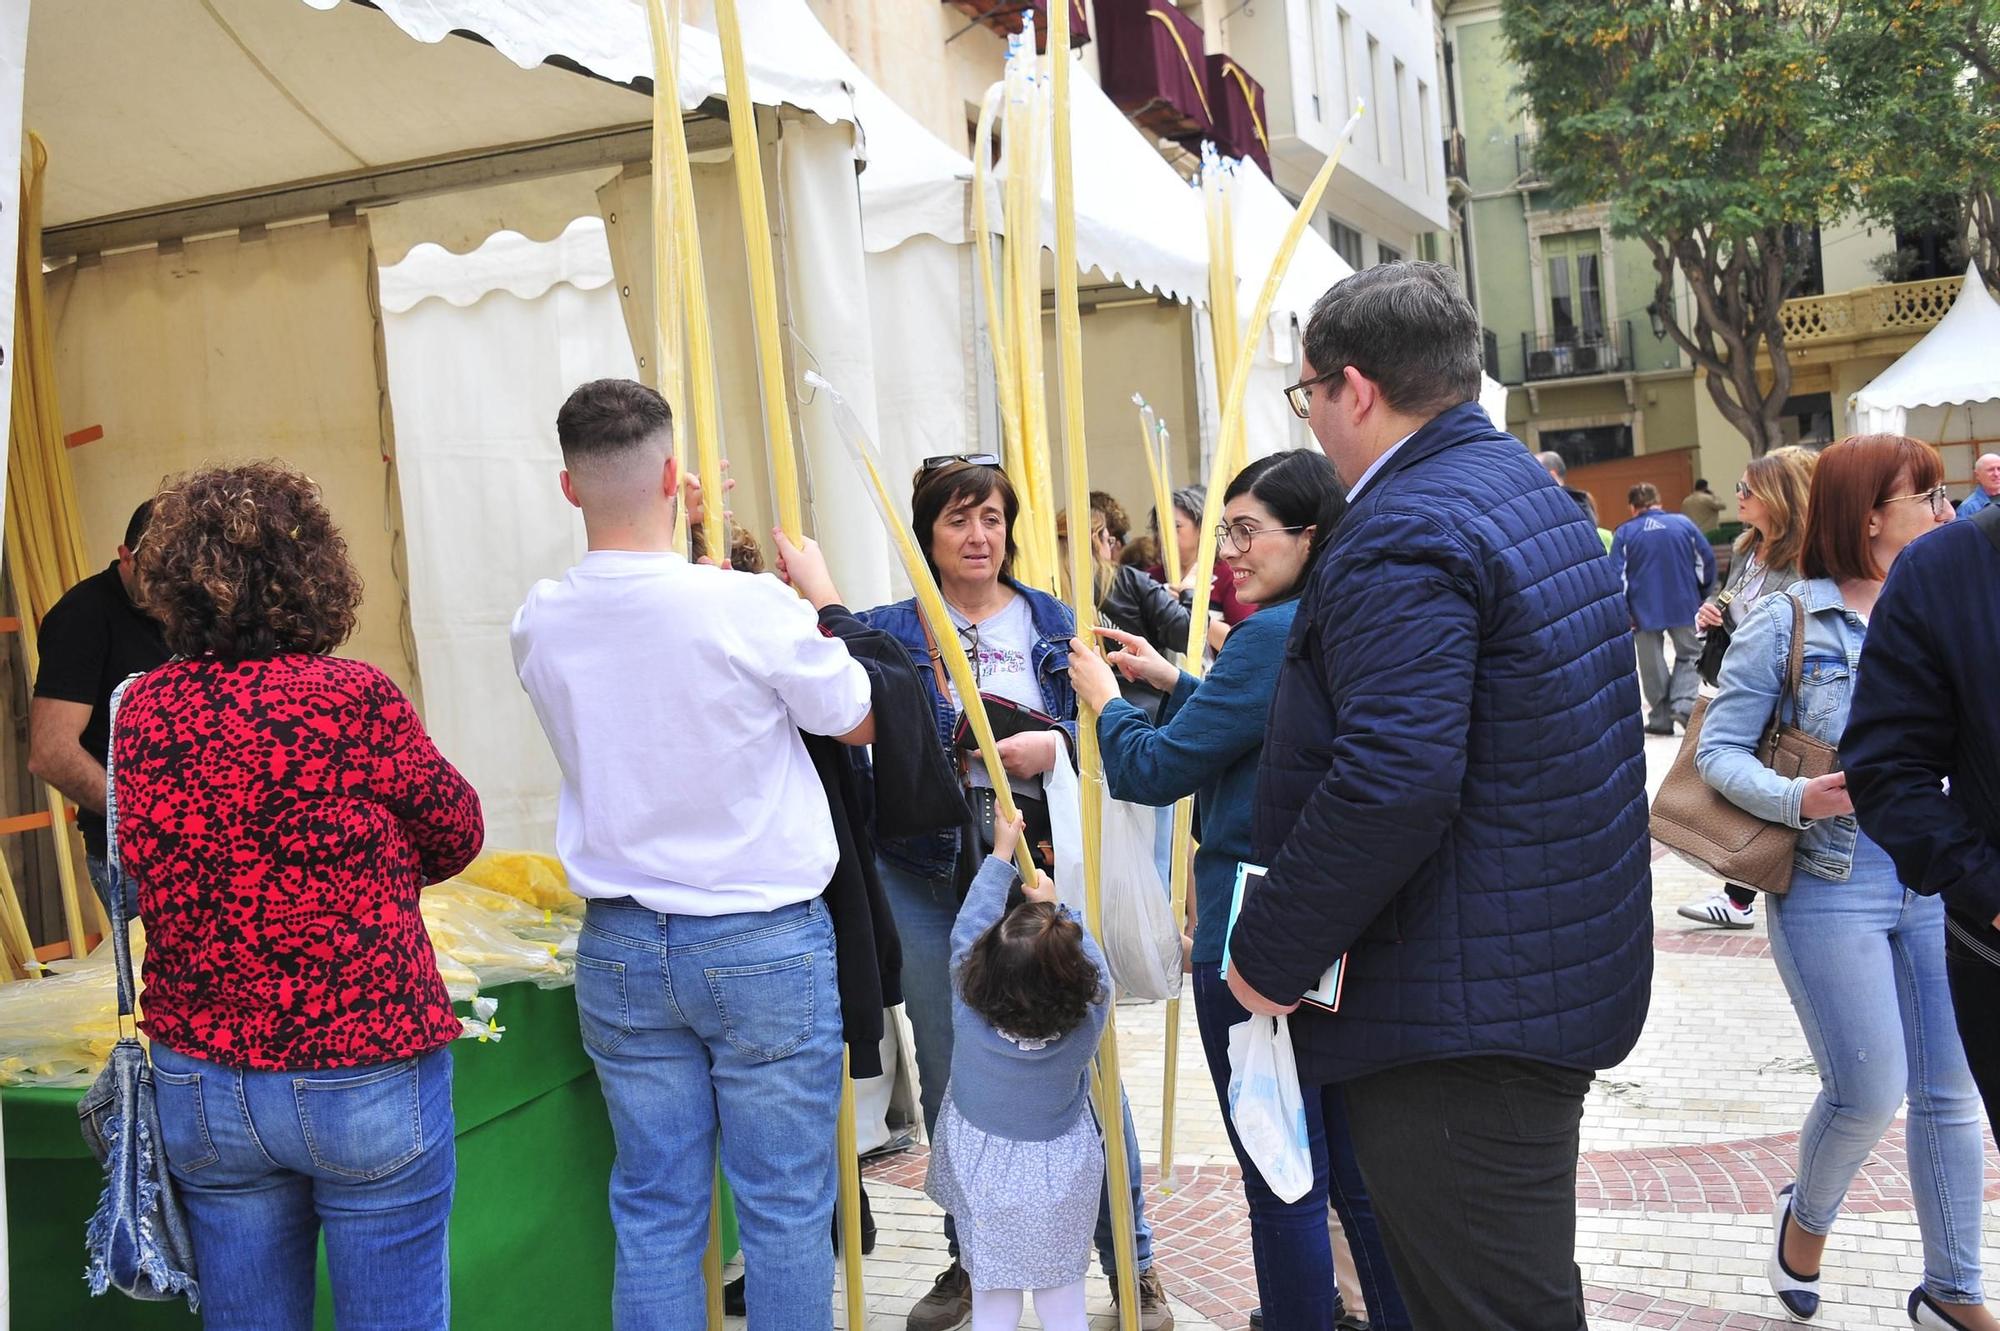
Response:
[512,378,874,1331]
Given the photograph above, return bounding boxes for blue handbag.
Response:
[76,677,199,1307]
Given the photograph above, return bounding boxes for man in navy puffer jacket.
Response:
[1228,263,1653,1331]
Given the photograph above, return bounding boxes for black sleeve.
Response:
[1132,568,1193,655]
[33,590,109,705]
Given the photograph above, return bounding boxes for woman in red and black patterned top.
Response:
[114,461,482,1331]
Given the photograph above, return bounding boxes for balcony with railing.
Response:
[1777,274,1962,348]
[1443,129,1468,185]
[1521,321,1631,381]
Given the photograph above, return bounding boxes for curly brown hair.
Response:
[135,462,362,660]
[956,901,1103,1042]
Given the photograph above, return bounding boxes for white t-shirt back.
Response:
[511,550,871,916]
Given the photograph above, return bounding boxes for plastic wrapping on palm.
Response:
[419,882,576,992]
[0,925,141,1087]
[456,850,581,916]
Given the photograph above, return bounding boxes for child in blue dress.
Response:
[925,813,1112,1331]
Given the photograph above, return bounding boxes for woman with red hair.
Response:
[1696,436,1990,1330]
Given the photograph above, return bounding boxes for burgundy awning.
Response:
[1092,0,1213,140]
[943,0,1089,54]
[1206,54,1271,175]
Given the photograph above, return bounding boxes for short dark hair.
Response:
[136,462,361,660]
[1089,489,1130,543]
[556,379,671,460]
[1801,434,1943,581]
[1694,478,1711,491]
[1628,483,1661,509]
[910,461,1019,582]
[1302,262,1482,418]
[1222,449,1347,601]
[123,500,154,553]
[955,898,1103,1042]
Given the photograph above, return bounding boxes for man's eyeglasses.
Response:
[1214,521,1308,554]
[922,453,1002,471]
[1284,367,1343,420]
[1880,484,1952,519]
[1734,481,1753,500]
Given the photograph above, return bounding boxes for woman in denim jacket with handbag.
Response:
[1696,435,1990,1331]
[856,457,1169,1331]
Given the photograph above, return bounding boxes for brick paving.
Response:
[810,732,1997,1330]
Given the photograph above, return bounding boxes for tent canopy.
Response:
[1850,266,2000,432]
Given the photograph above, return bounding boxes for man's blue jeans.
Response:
[877,858,1155,1276]
[1768,836,1987,1306]
[149,1041,456,1331]
[576,895,844,1331]
[1192,963,1410,1331]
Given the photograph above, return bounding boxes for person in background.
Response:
[1118,534,1161,572]
[1613,482,1717,735]
[1844,468,2000,1174]
[856,458,1171,1331]
[1536,449,1613,551]
[1073,450,1405,1331]
[1677,446,1818,930]
[28,500,169,916]
[1695,435,1989,1331]
[116,463,484,1331]
[1058,501,1195,708]
[925,813,1108,1331]
[513,379,876,1331]
[1149,486,1258,625]
[1234,263,1652,1331]
[1681,477,1728,534]
[1957,451,1999,519]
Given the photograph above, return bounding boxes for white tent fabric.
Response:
[1850,266,2000,434]
[379,219,632,851]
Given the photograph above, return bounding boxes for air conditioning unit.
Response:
[1528,350,1557,378]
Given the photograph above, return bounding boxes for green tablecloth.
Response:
[4,981,738,1329]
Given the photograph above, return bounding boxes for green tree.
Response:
[1838,0,2000,280]
[1502,0,1855,455]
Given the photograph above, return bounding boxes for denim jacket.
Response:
[856,580,1078,882]
[1694,577,1864,880]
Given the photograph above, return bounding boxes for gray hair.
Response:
[1535,450,1568,480]
[1303,262,1483,418]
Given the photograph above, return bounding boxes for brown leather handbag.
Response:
[1649,593,1839,896]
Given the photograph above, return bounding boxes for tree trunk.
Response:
[1646,234,1791,457]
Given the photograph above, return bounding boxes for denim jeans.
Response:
[85,853,137,922]
[576,895,843,1331]
[148,1041,455,1331]
[1767,833,1987,1305]
[878,858,1154,1275]
[1192,963,1409,1331]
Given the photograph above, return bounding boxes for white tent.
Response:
[1849,265,2000,494]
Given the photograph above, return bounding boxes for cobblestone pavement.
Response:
[796,732,1996,1330]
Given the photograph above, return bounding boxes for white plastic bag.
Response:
[1226,1015,1314,1203]
[1097,796,1183,1001]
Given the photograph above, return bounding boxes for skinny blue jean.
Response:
[1767,833,1987,1306]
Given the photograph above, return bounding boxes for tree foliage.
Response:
[1501,0,1859,456]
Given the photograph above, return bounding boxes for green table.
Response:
[4,982,737,1329]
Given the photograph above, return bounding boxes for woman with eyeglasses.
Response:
[1148,486,1259,627]
[1695,436,1987,1331]
[1068,452,1407,1331]
[1678,445,1819,930]
[855,456,1173,1331]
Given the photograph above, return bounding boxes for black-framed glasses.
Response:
[922,452,1002,471]
[1284,367,1342,420]
[1215,521,1308,554]
[1880,483,1952,519]
[956,620,984,684]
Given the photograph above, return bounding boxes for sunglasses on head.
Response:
[921,453,1002,472]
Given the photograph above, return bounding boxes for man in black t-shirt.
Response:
[27,500,169,913]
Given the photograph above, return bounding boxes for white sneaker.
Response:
[1677,892,1755,929]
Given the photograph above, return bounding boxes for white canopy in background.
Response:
[1850,266,2000,440]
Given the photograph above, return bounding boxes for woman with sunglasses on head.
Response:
[1678,445,1819,930]
[1695,436,1989,1331]
[1068,451,1406,1331]
[856,455,1174,1331]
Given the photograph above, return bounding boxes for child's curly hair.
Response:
[956,901,1103,1042]
[135,461,361,660]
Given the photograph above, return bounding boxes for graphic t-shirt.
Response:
[947,593,1045,798]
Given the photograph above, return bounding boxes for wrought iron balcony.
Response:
[1443,129,1467,184]
[1520,321,1631,381]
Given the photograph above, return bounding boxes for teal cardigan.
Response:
[1094,600,1298,963]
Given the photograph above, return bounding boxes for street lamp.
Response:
[1645,300,1670,340]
